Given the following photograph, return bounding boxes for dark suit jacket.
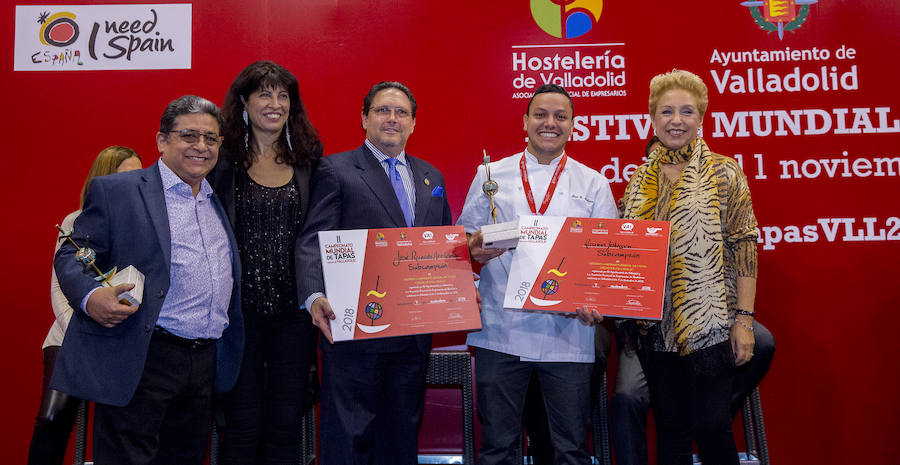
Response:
[296,144,453,353]
[52,162,243,407]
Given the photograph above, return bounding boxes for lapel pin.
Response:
[424,178,430,186]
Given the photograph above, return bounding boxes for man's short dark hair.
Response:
[159,95,222,133]
[526,84,574,115]
[362,81,417,118]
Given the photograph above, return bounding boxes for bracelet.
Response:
[735,309,756,317]
[734,318,754,332]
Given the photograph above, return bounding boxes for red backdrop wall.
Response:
[3,1,899,463]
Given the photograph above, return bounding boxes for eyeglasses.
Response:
[166,129,221,147]
[370,106,412,119]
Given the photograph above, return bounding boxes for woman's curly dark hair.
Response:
[221,61,322,169]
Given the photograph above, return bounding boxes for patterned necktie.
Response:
[385,158,413,227]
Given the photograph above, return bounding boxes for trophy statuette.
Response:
[57,224,145,306]
[481,149,499,224]
[478,150,519,249]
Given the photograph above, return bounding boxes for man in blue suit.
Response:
[297,81,452,464]
[53,95,243,465]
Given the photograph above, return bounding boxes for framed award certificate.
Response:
[503,216,670,320]
[319,225,481,342]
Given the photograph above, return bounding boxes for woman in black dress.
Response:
[209,61,322,464]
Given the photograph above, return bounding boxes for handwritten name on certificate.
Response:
[504,216,670,320]
[319,225,481,342]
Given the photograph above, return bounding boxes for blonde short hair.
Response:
[648,69,709,119]
[80,146,141,206]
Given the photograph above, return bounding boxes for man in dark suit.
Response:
[53,95,243,465]
[296,81,452,464]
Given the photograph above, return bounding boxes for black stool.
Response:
[424,350,476,465]
[740,386,770,465]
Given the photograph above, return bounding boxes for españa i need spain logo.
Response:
[14,4,191,71]
[38,11,79,47]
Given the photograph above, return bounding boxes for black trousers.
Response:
[219,311,317,465]
[639,342,739,465]
[28,345,80,465]
[93,333,216,465]
[610,323,776,465]
[319,343,429,465]
[522,326,611,465]
[475,347,593,465]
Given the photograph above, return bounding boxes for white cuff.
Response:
[304,292,325,314]
[80,286,102,314]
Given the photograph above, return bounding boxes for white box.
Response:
[481,219,520,249]
[108,265,145,306]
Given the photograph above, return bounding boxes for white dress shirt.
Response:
[456,150,618,362]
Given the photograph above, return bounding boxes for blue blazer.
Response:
[296,144,453,353]
[52,162,243,407]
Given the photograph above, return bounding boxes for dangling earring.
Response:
[242,109,249,150]
[285,118,294,152]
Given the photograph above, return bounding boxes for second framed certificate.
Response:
[503,216,670,320]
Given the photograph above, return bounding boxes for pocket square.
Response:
[431,186,445,197]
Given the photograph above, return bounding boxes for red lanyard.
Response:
[520,152,567,215]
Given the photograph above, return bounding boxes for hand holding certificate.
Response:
[504,216,670,320]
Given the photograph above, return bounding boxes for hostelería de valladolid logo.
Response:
[530,0,603,39]
[741,0,818,40]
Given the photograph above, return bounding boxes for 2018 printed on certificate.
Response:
[319,225,481,342]
[504,216,670,320]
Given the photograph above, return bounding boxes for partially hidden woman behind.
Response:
[618,69,759,465]
[209,60,323,464]
[28,146,143,465]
